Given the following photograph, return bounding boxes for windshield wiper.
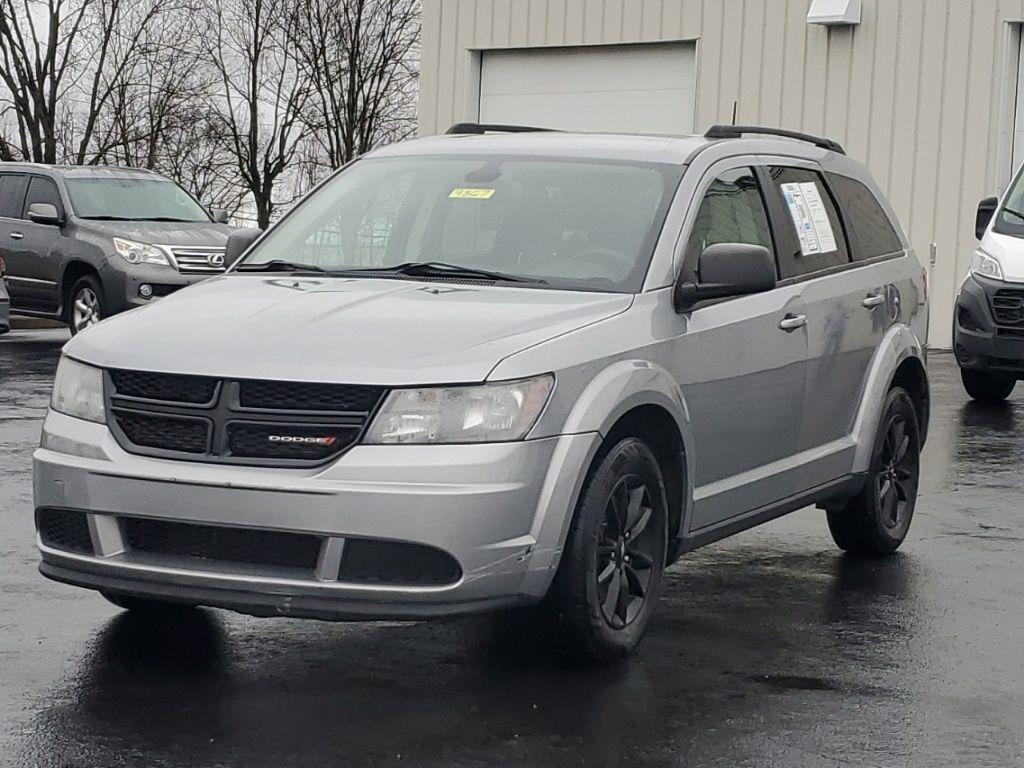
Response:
[235,260,326,273]
[77,215,203,222]
[1002,207,1024,223]
[334,261,545,284]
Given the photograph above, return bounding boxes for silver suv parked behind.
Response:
[34,125,929,662]
[0,165,231,334]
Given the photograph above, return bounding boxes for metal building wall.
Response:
[419,0,1024,348]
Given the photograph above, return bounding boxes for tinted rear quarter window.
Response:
[24,176,63,216]
[0,174,28,219]
[826,173,903,260]
[766,166,850,278]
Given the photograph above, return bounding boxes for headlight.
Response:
[113,238,171,267]
[364,375,554,444]
[50,356,105,423]
[971,249,1004,281]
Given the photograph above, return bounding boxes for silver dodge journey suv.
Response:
[34,125,929,661]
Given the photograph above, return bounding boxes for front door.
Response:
[0,172,30,306]
[670,164,810,532]
[11,176,65,313]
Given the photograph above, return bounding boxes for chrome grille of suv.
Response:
[104,370,386,467]
[169,246,228,274]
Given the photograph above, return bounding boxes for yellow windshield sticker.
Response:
[449,188,495,199]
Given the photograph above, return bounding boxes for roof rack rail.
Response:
[445,122,558,135]
[704,125,846,155]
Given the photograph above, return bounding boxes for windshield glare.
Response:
[66,177,210,222]
[241,156,682,291]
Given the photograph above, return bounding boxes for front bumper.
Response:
[954,273,1024,377]
[99,262,215,315]
[34,410,599,619]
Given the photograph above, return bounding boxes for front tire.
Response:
[67,274,104,335]
[551,438,668,663]
[961,368,1016,403]
[827,387,921,556]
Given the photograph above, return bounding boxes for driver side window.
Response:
[683,167,774,281]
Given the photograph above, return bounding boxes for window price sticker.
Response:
[449,188,495,199]
[780,182,838,256]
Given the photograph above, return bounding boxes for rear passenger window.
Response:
[24,176,63,217]
[767,167,850,278]
[683,167,774,280]
[826,173,903,260]
[0,174,28,219]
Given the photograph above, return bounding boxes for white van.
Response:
[955,174,1024,402]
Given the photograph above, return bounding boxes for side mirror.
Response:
[673,243,777,312]
[976,196,999,240]
[210,208,230,224]
[225,227,263,267]
[27,202,62,226]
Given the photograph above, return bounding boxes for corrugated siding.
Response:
[419,0,1024,347]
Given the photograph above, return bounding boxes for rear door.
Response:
[0,173,29,305]
[12,176,66,313]
[671,162,810,532]
[761,164,897,487]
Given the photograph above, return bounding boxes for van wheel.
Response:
[961,369,1016,403]
[551,438,667,663]
[67,274,104,335]
[827,387,920,556]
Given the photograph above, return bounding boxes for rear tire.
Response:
[827,387,920,556]
[961,368,1016,403]
[550,438,668,663]
[67,274,104,335]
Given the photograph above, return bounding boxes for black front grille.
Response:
[239,380,384,413]
[37,508,93,554]
[338,539,462,586]
[990,289,1024,327]
[123,517,321,571]
[228,423,362,460]
[105,370,384,466]
[110,369,218,404]
[114,409,210,453]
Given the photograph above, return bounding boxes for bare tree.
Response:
[0,0,167,163]
[291,0,418,171]
[205,0,309,227]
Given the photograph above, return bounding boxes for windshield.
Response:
[239,155,682,291]
[65,177,211,222]
[994,165,1024,237]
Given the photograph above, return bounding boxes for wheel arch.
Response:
[851,325,930,473]
[60,260,101,320]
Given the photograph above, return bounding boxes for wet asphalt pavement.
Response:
[1,327,1023,768]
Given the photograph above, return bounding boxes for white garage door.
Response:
[478,43,696,135]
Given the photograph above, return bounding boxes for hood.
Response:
[65,276,633,384]
[981,231,1024,282]
[75,219,231,247]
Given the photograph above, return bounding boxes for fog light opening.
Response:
[138,284,154,299]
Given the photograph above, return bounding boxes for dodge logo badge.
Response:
[268,435,337,446]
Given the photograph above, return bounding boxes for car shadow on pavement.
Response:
[5,544,927,768]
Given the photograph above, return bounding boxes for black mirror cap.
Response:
[225,227,264,267]
[674,243,777,312]
[210,208,231,224]
[27,202,62,226]
[977,196,999,240]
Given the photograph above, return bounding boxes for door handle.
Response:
[779,313,808,332]
[862,293,886,309]
[9,232,24,240]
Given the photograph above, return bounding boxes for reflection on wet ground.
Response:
[2,332,1022,767]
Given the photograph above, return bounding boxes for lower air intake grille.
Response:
[338,539,461,586]
[991,289,1024,327]
[122,517,322,572]
[113,410,210,454]
[37,508,93,554]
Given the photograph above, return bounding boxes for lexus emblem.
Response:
[208,252,225,268]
